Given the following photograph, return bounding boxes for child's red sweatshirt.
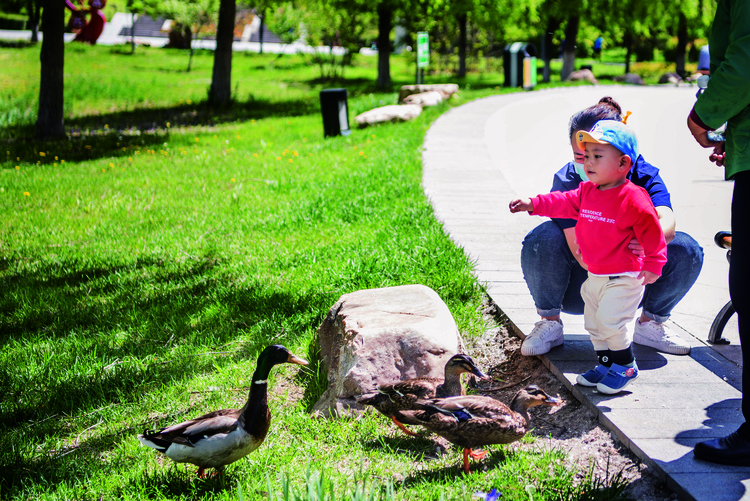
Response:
[530,180,667,276]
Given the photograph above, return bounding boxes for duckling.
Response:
[400,385,561,474]
[356,354,489,436]
[137,344,308,477]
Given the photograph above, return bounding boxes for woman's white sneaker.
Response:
[521,319,564,356]
[633,320,691,355]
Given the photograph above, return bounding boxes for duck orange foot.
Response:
[462,448,487,474]
[196,467,224,478]
[391,416,420,437]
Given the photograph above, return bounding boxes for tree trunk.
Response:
[624,30,633,74]
[131,13,137,53]
[542,18,560,83]
[457,12,467,78]
[258,8,264,54]
[27,0,40,42]
[376,1,392,89]
[560,14,579,81]
[36,0,65,140]
[676,12,687,78]
[209,0,236,105]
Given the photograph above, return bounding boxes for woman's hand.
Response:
[709,143,726,166]
[509,198,533,213]
[687,112,726,166]
[628,238,645,257]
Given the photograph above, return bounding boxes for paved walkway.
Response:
[422,85,747,501]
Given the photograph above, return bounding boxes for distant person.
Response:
[697,45,710,75]
[687,0,750,466]
[510,120,667,395]
[594,37,604,60]
[517,97,703,359]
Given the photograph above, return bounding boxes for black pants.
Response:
[732,171,750,431]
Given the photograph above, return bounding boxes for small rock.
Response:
[399,84,459,103]
[403,91,443,107]
[354,105,422,127]
[614,73,645,85]
[565,69,598,85]
[658,72,682,85]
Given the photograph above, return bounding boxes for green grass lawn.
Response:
[1,44,632,500]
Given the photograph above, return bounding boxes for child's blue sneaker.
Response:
[576,365,609,387]
[596,362,639,394]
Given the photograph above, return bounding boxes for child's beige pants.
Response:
[581,274,644,351]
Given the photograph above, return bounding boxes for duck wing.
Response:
[428,395,512,419]
[401,395,527,447]
[140,409,242,450]
[358,378,442,415]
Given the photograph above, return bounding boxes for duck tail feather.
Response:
[137,432,171,453]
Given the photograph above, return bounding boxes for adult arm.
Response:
[628,205,675,254]
[656,206,676,243]
[633,208,668,277]
[687,113,727,165]
[693,0,750,129]
[563,227,588,270]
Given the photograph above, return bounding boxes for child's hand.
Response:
[509,198,533,213]
[638,270,659,285]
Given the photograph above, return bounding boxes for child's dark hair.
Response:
[568,96,622,139]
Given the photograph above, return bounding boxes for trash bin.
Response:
[503,42,537,89]
[320,88,351,138]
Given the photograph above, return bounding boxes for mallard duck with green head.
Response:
[400,385,561,473]
[137,344,308,477]
[356,353,489,436]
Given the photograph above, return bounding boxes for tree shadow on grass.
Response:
[65,95,322,133]
[123,468,239,498]
[2,95,321,160]
[0,252,329,425]
[3,132,174,172]
[1,433,238,500]
[0,250,330,495]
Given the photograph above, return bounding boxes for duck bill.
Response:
[288,353,309,366]
[471,368,491,381]
[544,395,562,406]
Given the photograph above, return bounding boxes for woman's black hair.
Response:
[568,96,622,139]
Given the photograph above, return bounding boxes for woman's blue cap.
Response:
[576,120,639,164]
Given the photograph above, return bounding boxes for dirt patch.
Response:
[463,299,679,500]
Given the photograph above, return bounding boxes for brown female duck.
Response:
[400,385,561,473]
[356,353,489,436]
[137,344,308,477]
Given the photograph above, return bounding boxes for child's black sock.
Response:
[609,345,635,366]
[596,350,613,367]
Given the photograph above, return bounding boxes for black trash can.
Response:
[503,42,537,89]
[320,88,351,138]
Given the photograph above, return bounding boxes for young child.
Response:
[509,120,667,394]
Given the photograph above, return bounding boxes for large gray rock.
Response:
[398,84,459,103]
[354,104,422,127]
[312,284,463,418]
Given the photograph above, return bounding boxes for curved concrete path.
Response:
[423,86,746,501]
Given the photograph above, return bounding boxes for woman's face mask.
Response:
[571,135,588,181]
